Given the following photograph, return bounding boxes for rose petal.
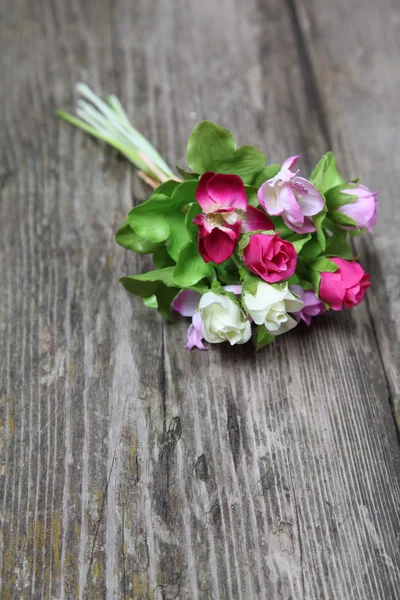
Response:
[331,258,365,287]
[290,177,324,216]
[241,205,274,233]
[279,185,304,226]
[185,312,208,350]
[195,172,216,212]
[319,272,346,310]
[202,228,237,263]
[281,155,301,173]
[283,215,316,234]
[206,173,248,211]
[258,182,284,215]
[173,289,202,317]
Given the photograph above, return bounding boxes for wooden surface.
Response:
[0,0,399,598]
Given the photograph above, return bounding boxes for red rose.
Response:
[242,233,297,283]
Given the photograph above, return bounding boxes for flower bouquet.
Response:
[58,85,376,350]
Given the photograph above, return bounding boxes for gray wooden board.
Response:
[0,0,399,598]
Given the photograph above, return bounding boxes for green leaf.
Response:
[310,152,345,195]
[128,180,198,261]
[286,233,312,254]
[256,326,275,350]
[172,202,213,286]
[322,152,345,193]
[120,267,179,318]
[173,240,213,287]
[115,221,164,254]
[154,179,181,197]
[252,164,281,188]
[312,206,328,251]
[120,267,177,289]
[269,216,293,238]
[310,269,321,295]
[186,121,266,184]
[217,145,266,184]
[298,236,323,260]
[326,236,353,259]
[323,217,348,239]
[326,189,357,210]
[242,274,260,298]
[152,246,175,268]
[245,186,259,207]
[186,121,237,173]
[143,295,158,308]
[176,165,199,180]
[311,257,339,273]
[330,210,358,229]
[214,260,240,285]
[287,273,300,286]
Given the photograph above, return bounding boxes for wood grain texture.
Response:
[0,0,399,599]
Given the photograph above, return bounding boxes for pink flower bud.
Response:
[319,258,371,311]
[339,184,377,232]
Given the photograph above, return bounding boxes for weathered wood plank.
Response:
[292,0,400,431]
[0,0,399,599]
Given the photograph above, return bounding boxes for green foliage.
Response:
[298,236,323,260]
[143,295,158,309]
[172,202,213,287]
[176,165,199,180]
[286,233,312,254]
[120,267,179,318]
[127,180,198,261]
[312,206,328,251]
[242,274,260,298]
[256,326,275,350]
[245,186,259,207]
[152,246,175,268]
[186,121,266,184]
[115,221,164,254]
[311,257,339,273]
[310,151,345,194]
[326,236,353,259]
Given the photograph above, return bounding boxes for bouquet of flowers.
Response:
[58,85,376,350]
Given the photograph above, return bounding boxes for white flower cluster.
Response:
[199,282,304,345]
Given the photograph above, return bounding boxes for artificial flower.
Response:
[243,281,304,335]
[289,285,325,325]
[194,172,273,263]
[199,291,251,345]
[338,184,377,232]
[242,233,297,283]
[173,289,207,350]
[319,258,371,311]
[258,156,324,233]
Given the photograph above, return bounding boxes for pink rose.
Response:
[338,184,377,232]
[242,233,297,283]
[319,257,371,311]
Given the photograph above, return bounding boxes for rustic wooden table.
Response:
[1,0,399,598]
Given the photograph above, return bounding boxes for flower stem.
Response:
[56,84,182,188]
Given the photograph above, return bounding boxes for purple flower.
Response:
[172,289,207,350]
[289,285,325,326]
[338,184,377,232]
[258,156,324,234]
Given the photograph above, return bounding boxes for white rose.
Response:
[199,292,252,345]
[244,281,304,336]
